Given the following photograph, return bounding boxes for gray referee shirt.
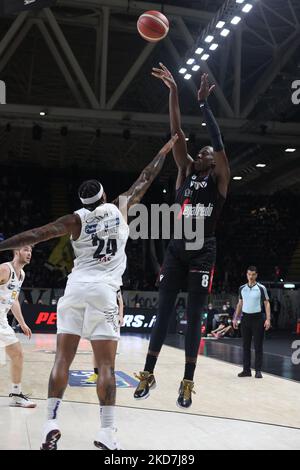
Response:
[239,283,269,314]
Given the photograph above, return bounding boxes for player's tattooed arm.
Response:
[113,134,178,211]
[151,63,193,189]
[0,214,79,251]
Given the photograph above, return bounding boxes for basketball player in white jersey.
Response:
[0,134,178,450]
[0,246,36,408]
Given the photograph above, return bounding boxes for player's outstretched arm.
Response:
[198,73,230,198]
[113,134,178,211]
[152,63,193,187]
[0,214,79,251]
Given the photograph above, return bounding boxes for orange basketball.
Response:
[137,10,169,43]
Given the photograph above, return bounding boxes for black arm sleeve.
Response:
[199,100,224,152]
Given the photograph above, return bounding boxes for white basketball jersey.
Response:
[67,203,129,289]
[0,263,25,320]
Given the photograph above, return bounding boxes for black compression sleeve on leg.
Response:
[185,291,207,360]
[184,362,196,381]
[144,354,157,374]
[199,100,224,152]
[147,289,179,361]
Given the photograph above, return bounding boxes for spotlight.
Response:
[186,58,195,65]
[216,21,225,28]
[184,74,192,80]
[220,28,230,37]
[39,109,47,117]
[285,148,296,153]
[179,68,187,74]
[195,47,204,55]
[209,43,219,51]
[205,35,214,43]
[256,163,266,168]
[242,4,253,13]
[201,54,210,61]
[233,176,242,180]
[231,16,241,25]
[192,65,200,71]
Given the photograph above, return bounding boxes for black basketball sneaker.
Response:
[177,380,195,409]
[134,371,156,399]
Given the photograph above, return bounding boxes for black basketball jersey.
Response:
[175,171,225,238]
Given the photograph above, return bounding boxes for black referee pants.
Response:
[241,313,265,372]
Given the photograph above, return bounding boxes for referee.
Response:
[233,266,271,378]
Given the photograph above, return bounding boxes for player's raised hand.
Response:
[198,73,215,101]
[152,62,177,89]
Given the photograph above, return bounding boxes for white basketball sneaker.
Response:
[94,427,123,450]
[41,420,61,450]
[9,393,37,408]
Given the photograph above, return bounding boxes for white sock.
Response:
[47,398,62,420]
[100,406,115,429]
[11,383,21,395]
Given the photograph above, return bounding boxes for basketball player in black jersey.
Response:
[134,65,230,408]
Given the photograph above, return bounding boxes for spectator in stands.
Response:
[225,300,235,317]
[207,314,233,339]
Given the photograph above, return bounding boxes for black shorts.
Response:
[159,237,216,293]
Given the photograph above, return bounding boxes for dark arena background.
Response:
[0,0,300,452]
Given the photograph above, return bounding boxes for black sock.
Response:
[144,354,158,374]
[184,362,196,381]
[94,368,98,375]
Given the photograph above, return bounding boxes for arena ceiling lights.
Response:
[179,0,258,80]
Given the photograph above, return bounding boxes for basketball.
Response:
[137,10,169,43]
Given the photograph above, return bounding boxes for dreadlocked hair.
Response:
[78,179,103,211]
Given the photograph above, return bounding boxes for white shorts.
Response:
[57,282,120,341]
[0,318,19,347]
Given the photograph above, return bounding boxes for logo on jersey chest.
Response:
[85,224,97,234]
[190,176,208,190]
[85,217,120,236]
[7,281,18,291]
